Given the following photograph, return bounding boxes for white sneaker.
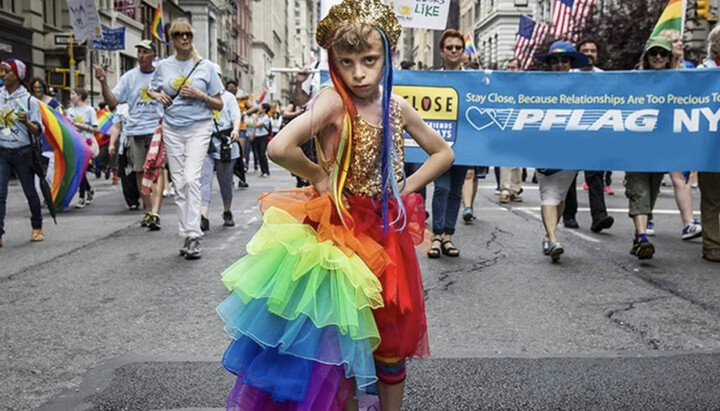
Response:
[75,198,86,208]
[681,220,702,240]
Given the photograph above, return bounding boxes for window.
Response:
[44,0,58,26]
[0,0,16,13]
[120,54,136,73]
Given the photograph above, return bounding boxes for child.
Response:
[216,0,454,410]
[66,87,99,208]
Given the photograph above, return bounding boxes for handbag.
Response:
[211,119,232,162]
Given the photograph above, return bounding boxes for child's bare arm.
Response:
[396,96,454,195]
[267,90,343,193]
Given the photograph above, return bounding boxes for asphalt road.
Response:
[2,166,719,410]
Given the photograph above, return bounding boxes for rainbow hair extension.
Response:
[376,28,406,234]
[327,52,357,229]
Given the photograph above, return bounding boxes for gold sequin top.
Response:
[344,99,405,198]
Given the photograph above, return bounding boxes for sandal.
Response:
[441,239,460,257]
[428,237,442,259]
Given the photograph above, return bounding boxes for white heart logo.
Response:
[465,107,514,131]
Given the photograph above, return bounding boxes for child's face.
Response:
[332,35,385,100]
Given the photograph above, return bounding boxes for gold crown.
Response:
[316,0,402,49]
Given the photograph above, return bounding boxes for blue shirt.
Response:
[150,56,224,129]
[112,66,162,137]
[0,86,43,149]
[208,91,241,160]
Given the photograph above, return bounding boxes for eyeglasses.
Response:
[172,31,193,39]
[548,56,572,65]
[444,45,463,51]
[647,48,670,58]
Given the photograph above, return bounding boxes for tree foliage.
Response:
[530,0,705,71]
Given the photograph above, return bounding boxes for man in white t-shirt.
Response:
[95,40,164,230]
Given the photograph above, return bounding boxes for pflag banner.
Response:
[649,0,686,38]
[551,0,595,41]
[514,15,549,70]
[392,69,720,172]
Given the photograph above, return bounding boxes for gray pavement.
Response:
[2,166,720,410]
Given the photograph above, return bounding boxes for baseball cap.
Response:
[135,40,157,53]
[644,36,672,52]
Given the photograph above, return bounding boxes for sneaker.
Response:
[162,189,169,198]
[129,204,140,211]
[185,237,202,260]
[200,216,210,232]
[223,210,235,227]
[630,238,655,260]
[582,182,589,191]
[542,238,551,255]
[75,198,86,208]
[681,220,702,240]
[591,215,614,233]
[141,212,152,227]
[510,193,523,202]
[563,218,579,229]
[30,229,45,242]
[646,221,655,236]
[148,214,161,231]
[548,241,564,262]
[112,175,119,185]
[237,180,249,189]
[499,193,510,203]
[603,185,615,195]
[86,188,95,204]
[179,237,191,256]
[462,206,475,223]
[260,173,270,178]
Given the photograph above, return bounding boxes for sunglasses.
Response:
[172,31,193,39]
[444,45,463,51]
[548,56,572,65]
[647,48,670,58]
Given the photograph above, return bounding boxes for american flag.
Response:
[514,15,550,70]
[551,0,595,41]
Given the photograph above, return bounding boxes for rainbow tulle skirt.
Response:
[217,189,429,410]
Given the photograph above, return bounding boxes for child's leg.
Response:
[377,380,405,411]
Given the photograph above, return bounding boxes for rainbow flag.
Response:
[152,3,166,43]
[95,107,113,146]
[464,33,476,54]
[650,0,686,38]
[37,101,93,211]
[255,86,268,104]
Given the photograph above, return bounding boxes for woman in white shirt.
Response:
[148,18,224,260]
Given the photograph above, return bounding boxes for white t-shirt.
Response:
[150,56,224,129]
[112,67,162,137]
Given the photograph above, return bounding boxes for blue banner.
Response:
[92,26,125,50]
[393,70,720,172]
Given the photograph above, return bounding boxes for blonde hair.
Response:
[330,23,381,55]
[657,29,684,68]
[168,18,201,63]
[706,25,720,59]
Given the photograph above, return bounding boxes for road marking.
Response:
[517,209,601,243]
